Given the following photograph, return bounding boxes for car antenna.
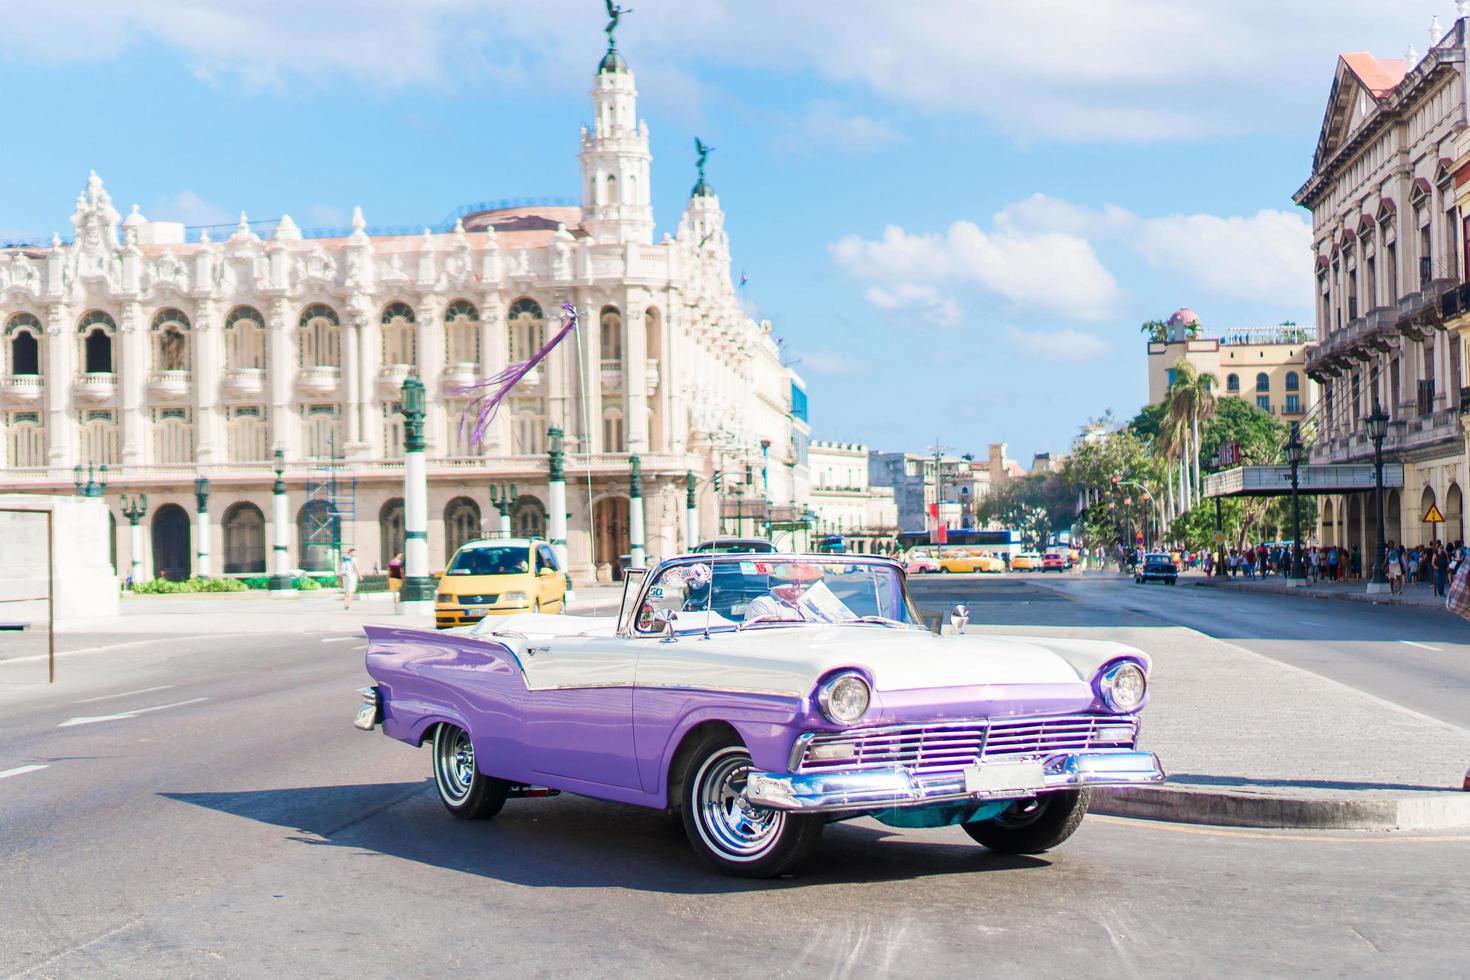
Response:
[702,563,714,640]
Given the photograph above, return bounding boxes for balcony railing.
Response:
[146,369,191,401]
[296,365,341,396]
[72,372,117,403]
[0,374,43,405]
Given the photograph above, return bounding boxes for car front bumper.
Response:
[742,751,1165,813]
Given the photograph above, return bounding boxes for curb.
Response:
[1092,784,1470,831]
[1193,579,1445,610]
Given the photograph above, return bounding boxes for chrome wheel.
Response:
[434,725,476,805]
[692,747,783,862]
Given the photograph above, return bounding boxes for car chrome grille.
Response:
[795,714,1138,774]
[456,594,499,605]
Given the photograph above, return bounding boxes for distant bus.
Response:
[896,529,1019,558]
[815,534,848,554]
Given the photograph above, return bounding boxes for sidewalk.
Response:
[978,614,1470,830]
[1196,573,1451,609]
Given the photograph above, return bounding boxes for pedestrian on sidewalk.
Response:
[1434,544,1450,598]
[1308,548,1321,582]
[1386,542,1404,595]
[1350,546,1361,580]
[1326,546,1339,582]
[339,548,360,609]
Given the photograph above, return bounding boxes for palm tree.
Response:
[1155,411,1185,524]
[1167,362,1217,507]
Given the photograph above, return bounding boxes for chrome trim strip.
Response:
[520,680,802,697]
[744,750,1166,813]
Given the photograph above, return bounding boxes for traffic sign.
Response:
[1213,531,1226,545]
[1135,534,1144,545]
[1424,503,1445,524]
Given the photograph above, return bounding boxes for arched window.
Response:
[381,301,416,366]
[227,406,269,462]
[1225,373,1239,392]
[1285,371,1300,391]
[444,496,483,562]
[605,174,618,206]
[445,299,480,366]
[512,495,546,538]
[152,408,194,464]
[512,405,544,455]
[603,405,625,453]
[224,306,266,371]
[222,502,266,574]
[6,313,41,375]
[303,404,341,459]
[600,306,622,362]
[150,308,191,373]
[507,298,544,362]
[79,409,118,465]
[1255,372,1270,392]
[297,304,340,368]
[78,311,116,374]
[296,500,338,572]
[379,498,405,567]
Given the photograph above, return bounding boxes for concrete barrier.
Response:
[0,494,119,622]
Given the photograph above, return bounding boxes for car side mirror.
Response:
[949,604,970,635]
[540,567,556,577]
[652,607,678,641]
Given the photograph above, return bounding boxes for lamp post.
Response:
[193,474,211,578]
[269,448,295,594]
[73,463,108,498]
[1285,423,1306,585]
[398,373,436,615]
[489,483,516,539]
[1365,402,1390,595]
[1210,453,1227,578]
[120,492,148,585]
[685,471,698,550]
[628,455,646,569]
[546,427,568,571]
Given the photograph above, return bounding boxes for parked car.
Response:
[1011,552,1042,572]
[1041,553,1067,572]
[1134,553,1178,585]
[936,550,1003,573]
[434,538,567,629]
[903,549,942,574]
[356,553,1164,877]
[692,537,778,554]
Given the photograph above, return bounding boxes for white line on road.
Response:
[57,697,209,728]
[0,764,48,780]
[1298,619,1325,626]
[73,684,175,704]
[320,636,359,643]
[1400,640,1442,651]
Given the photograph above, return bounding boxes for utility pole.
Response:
[925,437,954,544]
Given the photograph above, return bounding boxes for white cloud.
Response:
[863,284,962,328]
[798,350,866,375]
[832,220,1120,321]
[0,2,1439,138]
[151,190,233,227]
[1005,326,1111,362]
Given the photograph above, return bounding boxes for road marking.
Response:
[320,636,359,644]
[1298,619,1324,626]
[1092,815,1470,844]
[0,764,48,780]
[1400,640,1441,651]
[57,697,209,728]
[73,684,175,704]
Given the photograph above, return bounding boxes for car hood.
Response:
[633,624,1147,698]
[437,572,535,596]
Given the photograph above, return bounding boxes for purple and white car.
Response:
[354,553,1164,877]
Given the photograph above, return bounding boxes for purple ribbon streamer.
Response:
[453,303,579,448]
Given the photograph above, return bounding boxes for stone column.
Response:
[548,427,569,571]
[357,309,380,457]
[625,297,649,452]
[194,301,222,463]
[342,318,361,447]
[398,375,435,617]
[420,298,446,456]
[628,454,646,568]
[268,299,296,459]
[45,305,74,473]
[269,448,295,594]
[120,302,146,467]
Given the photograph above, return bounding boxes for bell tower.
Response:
[579,20,654,244]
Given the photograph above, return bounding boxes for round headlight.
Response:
[818,672,870,725]
[1100,662,1146,712]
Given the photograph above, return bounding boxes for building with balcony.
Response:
[0,38,805,584]
[1146,309,1317,417]
[807,441,897,551]
[1294,22,1469,549]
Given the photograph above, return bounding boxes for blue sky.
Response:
[0,1,1445,461]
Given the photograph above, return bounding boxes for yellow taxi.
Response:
[936,549,1005,573]
[1011,552,1042,572]
[435,537,567,629]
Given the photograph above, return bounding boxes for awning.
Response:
[1202,463,1405,498]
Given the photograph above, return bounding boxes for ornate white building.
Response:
[0,41,803,584]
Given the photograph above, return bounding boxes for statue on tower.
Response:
[604,0,632,48]
[694,137,714,179]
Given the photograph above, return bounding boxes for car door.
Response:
[518,634,640,789]
[535,544,563,610]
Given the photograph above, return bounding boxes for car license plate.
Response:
[465,606,489,616]
[964,761,1045,796]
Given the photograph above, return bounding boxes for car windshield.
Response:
[447,546,529,576]
[635,556,921,633]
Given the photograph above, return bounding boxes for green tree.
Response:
[1140,319,1169,343]
[977,473,1077,551]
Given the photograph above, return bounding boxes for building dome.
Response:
[1167,308,1200,329]
[598,47,627,74]
[690,178,716,199]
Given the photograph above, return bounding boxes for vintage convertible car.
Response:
[354,554,1164,877]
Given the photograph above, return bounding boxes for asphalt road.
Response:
[1,588,1468,976]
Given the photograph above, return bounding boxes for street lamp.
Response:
[269,447,294,593]
[193,474,211,577]
[398,373,436,613]
[489,483,517,538]
[1210,453,1227,577]
[1285,422,1306,583]
[74,463,108,498]
[1365,401,1390,594]
[546,427,568,571]
[120,492,148,585]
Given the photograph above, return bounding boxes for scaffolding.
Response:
[303,436,356,573]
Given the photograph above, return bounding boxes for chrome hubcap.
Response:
[435,726,475,804]
[694,748,783,861]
